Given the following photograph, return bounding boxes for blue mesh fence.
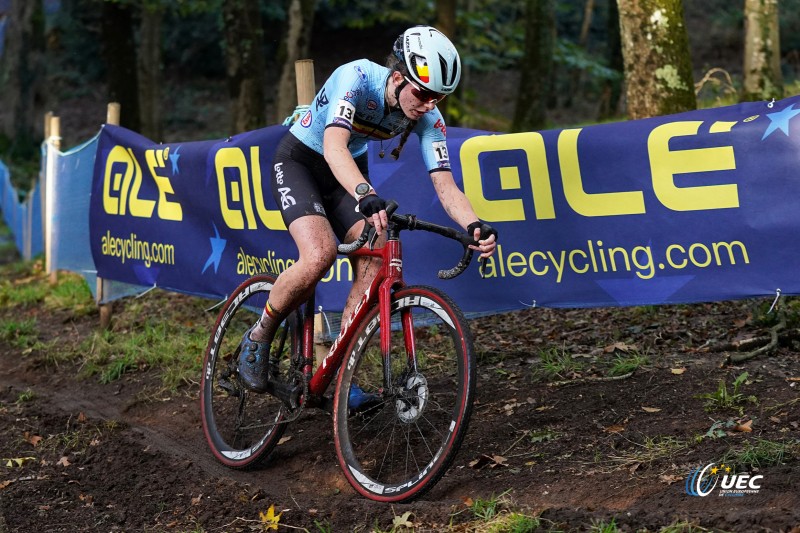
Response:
[1,132,148,303]
[49,133,147,302]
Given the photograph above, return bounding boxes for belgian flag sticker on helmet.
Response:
[415,62,430,83]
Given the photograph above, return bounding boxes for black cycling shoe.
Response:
[237,327,271,393]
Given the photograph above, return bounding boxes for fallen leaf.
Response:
[23,432,43,447]
[659,474,682,485]
[787,377,800,382]
[191,493,202,506]
[57,457,71,467]
[468,454,508,469]
[671,368,686,375]
[462,496,474,507]
[733,420,753,433]
[259,504,282,531]
[277,436,292,445]
[4,457,36,468]
[0,479,14,490]
[642,406,661,413]
[392,511,414,528]
[604,342,635,353]
[604,424,625,433]
[769,416,781,423]
[77,412,87,423]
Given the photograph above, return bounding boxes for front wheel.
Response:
[333,285,476,502]
[200,274,302,469]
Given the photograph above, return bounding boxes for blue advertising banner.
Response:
[90,95,800,314]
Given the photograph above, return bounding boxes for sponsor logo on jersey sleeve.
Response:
[315,88,329,111]
[367,100,378,110]
[434,118,447,137]
[300,110,313,128]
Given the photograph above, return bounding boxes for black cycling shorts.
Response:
[271,132,367,242]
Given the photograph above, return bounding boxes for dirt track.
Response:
[1,297,800,532]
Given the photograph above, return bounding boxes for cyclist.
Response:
[238,25,498,394]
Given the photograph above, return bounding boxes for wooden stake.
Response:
[46,115,61,286]
[293,60,328,365]
[294,59,315,106]
[97,102,121,330]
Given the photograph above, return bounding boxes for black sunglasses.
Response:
[403,76,446,104]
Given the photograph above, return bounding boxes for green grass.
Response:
[0,276,49,306]
[468,490,512,521]
[45,272,95,315]
[605,435,690,470]
[589,518,620,533]
[535,345,584,381]
[658,521,714,533]
[0,317,39,349]
[721,438,797,469]
[0,258,214,393]
[608,351,649,376]
[79,315,210,389]
[696,372,757,414]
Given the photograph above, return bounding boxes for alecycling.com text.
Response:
[99,230,176,268]
[480,239,749,283]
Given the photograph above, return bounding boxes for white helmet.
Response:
[393,26,461,95]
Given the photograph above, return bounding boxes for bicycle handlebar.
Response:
[336,200,479,280]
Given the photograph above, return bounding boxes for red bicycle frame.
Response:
[302,236,407,402]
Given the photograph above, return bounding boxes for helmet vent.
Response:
[440,54,458,87]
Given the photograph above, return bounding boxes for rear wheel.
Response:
[200,274,302,469]
[333,285,476,502]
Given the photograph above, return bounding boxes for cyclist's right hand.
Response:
[358,194,389,235]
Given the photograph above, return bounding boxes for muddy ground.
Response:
[1,274,799,532]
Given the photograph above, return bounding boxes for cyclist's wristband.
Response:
[467,221,498,242]
[357,194,387,218]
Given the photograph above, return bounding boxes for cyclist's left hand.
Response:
[467,221,498,259]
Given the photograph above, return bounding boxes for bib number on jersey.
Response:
[333,99,356,127]
[432,140,449,165]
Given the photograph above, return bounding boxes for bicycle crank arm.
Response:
[262,379,303,411]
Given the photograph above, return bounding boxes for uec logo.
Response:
[685,463,763,497]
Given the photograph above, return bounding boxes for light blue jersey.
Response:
[290,59,451,173]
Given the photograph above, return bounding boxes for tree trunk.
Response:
[597,0,623,120]
[435,0,457,124]
[274,0,316,124]
[101,1,140,132]
[565,0,595,108]
[617,0,696,119]
[223,0,267,133]
[0,0,45,155]
[742,0,783,101]
[511,0,555,133]
[138,4,163,141]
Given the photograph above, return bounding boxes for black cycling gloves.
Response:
[467,221,498,243]
[357,194,387,218]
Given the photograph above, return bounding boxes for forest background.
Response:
[1,0,800,195]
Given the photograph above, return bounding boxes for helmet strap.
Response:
[393,78,408,112]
